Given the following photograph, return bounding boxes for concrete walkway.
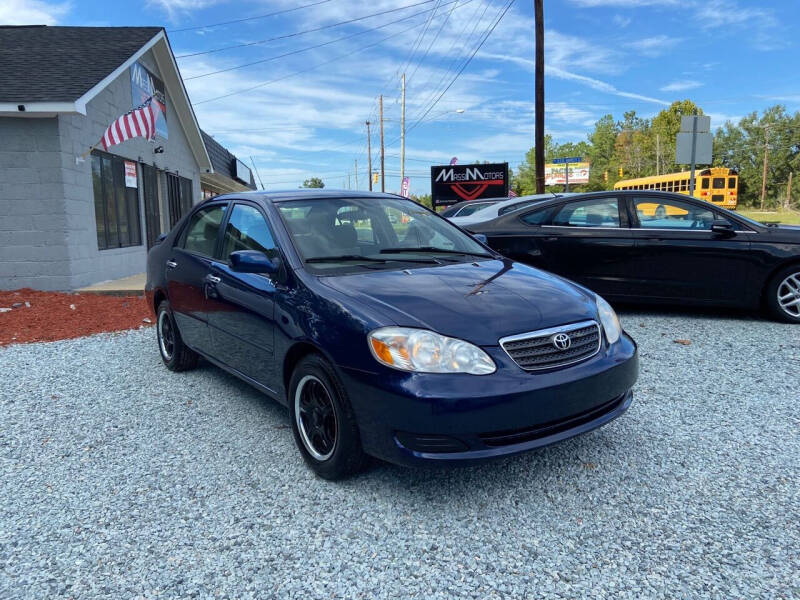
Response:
[75,272,146,296]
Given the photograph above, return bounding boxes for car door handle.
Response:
[166,259,178,269]
[206,274,221,284]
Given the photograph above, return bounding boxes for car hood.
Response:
[316,259,598,346]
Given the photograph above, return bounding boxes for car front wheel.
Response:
[156,300,199,371]
[289,354,366,480]
[766,265,800,323]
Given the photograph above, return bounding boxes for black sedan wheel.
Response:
[156,300,199,371]
[289,354,366,480]
[766,266,800,323]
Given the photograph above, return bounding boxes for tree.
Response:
[651,100,703,173]
[715,105,800,208]
[301,177,325,188]
[585,114,618,190]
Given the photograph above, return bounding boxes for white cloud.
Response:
[625,35,682,57]
[613,14,632,27]
[0,0,70,24]
[570,0,678,5]
[660,80,703,92]
[147,0,221,22]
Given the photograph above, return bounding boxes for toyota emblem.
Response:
[551,332,571,350]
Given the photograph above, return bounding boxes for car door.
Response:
[165,202,228,352]
[627,195,754,303]
[513,196,636,297]
[206,202,280,389]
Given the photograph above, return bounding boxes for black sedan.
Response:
[464,191,800,323]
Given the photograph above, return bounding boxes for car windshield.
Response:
[277,197,492,273]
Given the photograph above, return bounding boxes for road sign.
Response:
[552,156,583,164]
[680,115,710,133]
[676,132,712,164]
[676,115,713,197]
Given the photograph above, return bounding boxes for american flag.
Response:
[508,189,518,197]
[100,97,156,150]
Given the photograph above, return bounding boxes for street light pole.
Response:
[380,94,385,193]
[534,0,545,194]
[366,120,372,191]
[400,73,406,187]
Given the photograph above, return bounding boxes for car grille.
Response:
[499,320,601,371]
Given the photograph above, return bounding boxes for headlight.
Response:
[596,295,621,344]
[368,327,496,375]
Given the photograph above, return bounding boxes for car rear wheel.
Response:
[156,300,199,371]
[766,265,800,323]
[289,354,366,480]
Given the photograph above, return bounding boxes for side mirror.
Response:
[711,220,735,236]
[471,232,488,244]
[229,250,279,274]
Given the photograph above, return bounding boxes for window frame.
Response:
[176,200,230,259]
[628,194,751,232]
[542,196,627,229]
[91,150,143,251]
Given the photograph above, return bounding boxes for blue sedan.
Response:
[146,190,638,480]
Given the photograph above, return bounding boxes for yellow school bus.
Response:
[613,167,739,212]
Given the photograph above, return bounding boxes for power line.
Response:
[193,19,426,105]
[388,0,515,147]
[406,0,461,86]
[176,0,437,58]
[168,0,335,33]
[184,0,465,81]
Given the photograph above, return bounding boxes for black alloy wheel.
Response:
[156,300,199,371]
[289,354,366,479]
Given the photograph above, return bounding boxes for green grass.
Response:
[737,208,800,225]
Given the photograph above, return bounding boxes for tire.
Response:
[765,265,800,323]
[156,300,200,371]
[288,354,366,480]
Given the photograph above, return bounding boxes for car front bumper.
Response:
[339,332,638,466]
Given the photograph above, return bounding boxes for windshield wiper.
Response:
[380,247,494,258]
[305,254,438,264]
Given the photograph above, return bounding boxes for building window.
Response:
[167,173,195,227]
[91,151,142,250]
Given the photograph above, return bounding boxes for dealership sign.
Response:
[544,162,590,186]
[431,162,508,207]
[130,61,168,139]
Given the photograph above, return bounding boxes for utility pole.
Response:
[365,120,372,191]
[354,159,358,191]
[760,124,770,210]
[787,171,793,210]
[347,172,351,190]
[400,73,406,186]
[379,94,385,193]
[534,0,545,194]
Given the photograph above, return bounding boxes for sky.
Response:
[2,0,798,195]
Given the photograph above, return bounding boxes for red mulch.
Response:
[0,289,154,346]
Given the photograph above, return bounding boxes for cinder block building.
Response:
[0,25,256,290]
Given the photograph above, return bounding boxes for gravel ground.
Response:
[1,309,798,599]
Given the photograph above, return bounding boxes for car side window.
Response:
[520,208,551,225]
[181,204,227,257]
[633,197,720,230]
[222,204,277,260]
[551,198,620,228]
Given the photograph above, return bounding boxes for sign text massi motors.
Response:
[430,163,509,207]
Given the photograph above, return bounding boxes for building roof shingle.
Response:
[0,25,163,102]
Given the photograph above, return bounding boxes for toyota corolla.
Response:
[146,190,638,480]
